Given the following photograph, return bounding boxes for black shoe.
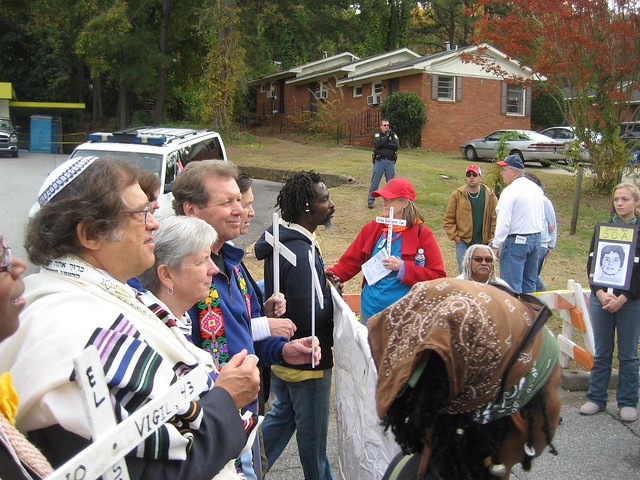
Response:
[368,204,374,209]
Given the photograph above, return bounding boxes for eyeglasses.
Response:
[0,237,12,273]
[123,204,152,225]
[472,256,493,264]
[466,172,479,177]
[490,283,553,399]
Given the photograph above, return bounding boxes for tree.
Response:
[380,92,426,147]
[470,0,640,191]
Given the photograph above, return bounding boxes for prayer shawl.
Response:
[0,255,217,462]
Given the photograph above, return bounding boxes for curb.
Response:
[561,367,618,391]
[238,165,355,188]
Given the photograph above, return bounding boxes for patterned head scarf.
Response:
[368,278,558,422]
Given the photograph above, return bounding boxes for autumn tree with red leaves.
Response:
[468,0,640,191]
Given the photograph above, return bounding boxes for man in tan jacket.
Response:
[444,164,498,273]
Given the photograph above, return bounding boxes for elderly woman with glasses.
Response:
[370,278,561,480]
[456,244,509,286]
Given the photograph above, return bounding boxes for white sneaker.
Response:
[579,401,604,415]
[620,406,637,422]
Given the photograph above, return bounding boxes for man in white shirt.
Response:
[491,155,545,293]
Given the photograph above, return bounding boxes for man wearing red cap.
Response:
[328,178,446,323]
[444,165,498,273]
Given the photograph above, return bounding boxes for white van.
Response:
[70,127,227,216]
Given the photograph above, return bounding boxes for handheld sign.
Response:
[375,206,407,255]
[308,238,325,368]
[264,213,297,299]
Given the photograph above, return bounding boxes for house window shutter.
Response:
[456,77,463,102]
[525,86,532,116]
[501,82,507,114]
[432,75,439,100]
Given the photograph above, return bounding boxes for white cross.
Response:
[308,237,325,368]
[375,206,407,254]
[264,212,297,297]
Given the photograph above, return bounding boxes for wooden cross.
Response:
[375,207,407,255]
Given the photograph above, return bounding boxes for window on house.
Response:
[437,76,455,100]
[260,83,266,93]
[354,86,363,97]
[506,84,525,115]
[373,82,383,94]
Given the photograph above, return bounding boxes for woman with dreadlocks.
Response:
[326,178,446,324]
[368,278,561,480]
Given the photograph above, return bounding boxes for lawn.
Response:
[229,130,618,300]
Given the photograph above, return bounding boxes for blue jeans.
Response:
[455,241,469,274]
[263,370,334,480]
[499,233,540,293]
[368,159,395,206]
[587,293,640,408]
[536,246,548,291]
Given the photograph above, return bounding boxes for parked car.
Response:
[539,126,601,163]
[70,127,227,217]
[0,117,19,158]
[460,129,566,167]
[620,121,640,140]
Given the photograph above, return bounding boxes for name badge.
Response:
[515,235,527,244]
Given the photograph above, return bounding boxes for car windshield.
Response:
[0,119,14,130]
[71,149,164,178]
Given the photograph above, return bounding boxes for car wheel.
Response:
[12,150,18,158]
[510,150,525,162]
[464,146,478,161]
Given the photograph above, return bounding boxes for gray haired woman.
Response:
[139,216,218,340]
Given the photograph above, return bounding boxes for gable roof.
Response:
[337,43,536,86]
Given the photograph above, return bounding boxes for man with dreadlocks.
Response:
[456,244,509,286]
[255,171,336,480]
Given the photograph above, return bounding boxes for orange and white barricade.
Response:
[535,279,594,370]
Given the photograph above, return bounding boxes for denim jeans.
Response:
[455,241,469,274]
[499,233,540,293]
[368,159,395,206]
[263,370,334,480]
[587,293,640,408]
[536,246,548,291]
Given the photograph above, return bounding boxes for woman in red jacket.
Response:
[326,178,446,324]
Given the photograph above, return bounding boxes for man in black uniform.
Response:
[368,118,399,209]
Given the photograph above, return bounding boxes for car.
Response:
[620,121,640,140]
[70,126,227,216]
[539,126,601,163]
[460,129,566,167]
[0,117,20,158]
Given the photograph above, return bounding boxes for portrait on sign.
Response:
[590,223,638,289]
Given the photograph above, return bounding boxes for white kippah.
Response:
[29,156,98,217]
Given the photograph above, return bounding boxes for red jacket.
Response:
[327,220,447,286]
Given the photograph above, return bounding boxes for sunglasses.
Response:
[466,172,479,177]
[489,283,553,399]
[473,256,493,264]
[0,236,12,273]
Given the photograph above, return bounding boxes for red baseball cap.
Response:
[466,164,482,176]
[371,178,416,200]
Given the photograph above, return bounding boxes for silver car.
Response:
[460,129,566,167]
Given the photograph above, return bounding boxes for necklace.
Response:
[467,188,480,199]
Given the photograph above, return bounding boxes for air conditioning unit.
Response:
[314,90,328,100]
[266,90,276,99]
[367,94,382,105]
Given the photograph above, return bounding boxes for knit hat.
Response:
[368,278,558,421]
[371,178,416,201]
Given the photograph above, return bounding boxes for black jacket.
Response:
[255,223,334,371]
[373,129,399,162]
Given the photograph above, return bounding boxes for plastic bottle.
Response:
[415,248,426,267]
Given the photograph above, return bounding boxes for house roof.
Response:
[337,43,536,86]
[250,52,360,85]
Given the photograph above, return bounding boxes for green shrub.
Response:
[380,92,426,148]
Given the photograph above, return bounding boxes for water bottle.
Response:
[415,248,426,267]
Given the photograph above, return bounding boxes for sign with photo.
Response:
[589,223,638,290]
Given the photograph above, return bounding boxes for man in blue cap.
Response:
[491,154,545,293]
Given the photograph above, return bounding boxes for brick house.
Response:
[252,44,536,152]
